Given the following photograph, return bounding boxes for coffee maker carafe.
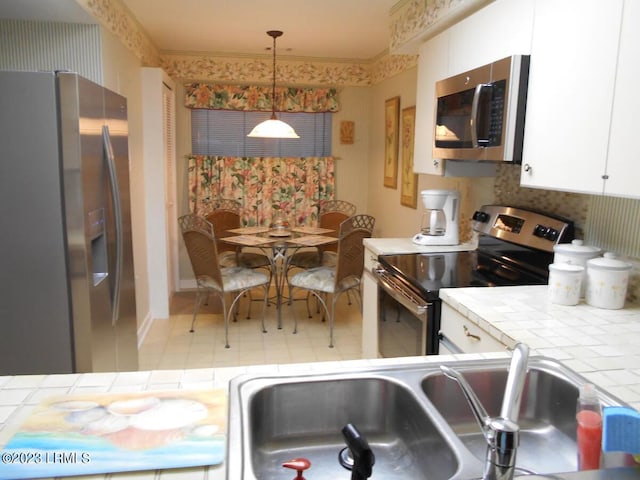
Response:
[412,189,460,246]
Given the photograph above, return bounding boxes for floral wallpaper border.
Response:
[389,0,492,53]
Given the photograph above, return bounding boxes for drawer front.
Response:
[440,303,506,354]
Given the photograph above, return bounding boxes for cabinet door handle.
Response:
[523,163,532,173]
[463,325,481,341]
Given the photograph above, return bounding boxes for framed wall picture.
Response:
[383,96,400,188]
[340,120,354,144]
[400,106,418,208]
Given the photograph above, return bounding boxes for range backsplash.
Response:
[494,164,638,305]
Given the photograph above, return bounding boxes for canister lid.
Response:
[586,252,632,271]
[553,239,601,257]
[549,263,584,273]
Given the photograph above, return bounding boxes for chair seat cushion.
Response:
[290,266,335,293]
[199,267,268,292]
[290,267,362,294]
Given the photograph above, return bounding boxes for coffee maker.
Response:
[412,189,460,246]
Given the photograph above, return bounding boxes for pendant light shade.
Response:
[247,30,300,139]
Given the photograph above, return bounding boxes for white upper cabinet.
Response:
[413,30,449,175]
[520,0,626,195]
[447,0,535,76]
[413,0,535,175]
[605,0,640,197]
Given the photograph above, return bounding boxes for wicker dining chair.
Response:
[178,214,270,348]
[287,200,357,271]
[289,214,375,347]
[203,199,271,270]
[204,199,273,315]
[286,200,357,297]
[285,200,357,308]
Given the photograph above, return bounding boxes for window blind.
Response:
[191,110,332,157]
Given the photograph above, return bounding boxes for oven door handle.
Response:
[374,267,430,317]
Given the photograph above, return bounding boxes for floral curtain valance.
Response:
[184,83,340,113]
[188,155,335,226]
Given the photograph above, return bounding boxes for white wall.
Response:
[331,86,371,212]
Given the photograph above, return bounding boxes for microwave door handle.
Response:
[470,83,487,148]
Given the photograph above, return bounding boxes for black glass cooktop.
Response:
[378,246,551,300]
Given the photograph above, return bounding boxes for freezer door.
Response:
[0,71,76,375]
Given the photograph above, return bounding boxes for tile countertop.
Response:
[0,354,520,480]
[439,285,640,410]
[363,237,477,256]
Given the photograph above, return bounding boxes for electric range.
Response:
[374,205,575,356]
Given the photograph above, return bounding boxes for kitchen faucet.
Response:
[441,343,530,480]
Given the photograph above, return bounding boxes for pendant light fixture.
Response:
[247,30,300,139]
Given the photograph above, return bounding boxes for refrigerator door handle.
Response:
[102,126,123,326]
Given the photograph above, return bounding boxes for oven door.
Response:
[374,266,440,356]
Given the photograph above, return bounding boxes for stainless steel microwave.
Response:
[433,55,530,162]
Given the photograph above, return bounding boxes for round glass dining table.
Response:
[221,226,337,328]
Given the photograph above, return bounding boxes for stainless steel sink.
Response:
[227,357,625,480]
[229,373,459,480]
[422,361,620,475]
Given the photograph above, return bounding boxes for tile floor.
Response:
[138,289,364,370]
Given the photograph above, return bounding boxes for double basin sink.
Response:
[227,356,625,479]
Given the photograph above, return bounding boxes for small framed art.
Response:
[400,105,418,208]
[383,96,400,188]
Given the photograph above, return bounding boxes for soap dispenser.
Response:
[282,457,311,480]
[577,383,602,470]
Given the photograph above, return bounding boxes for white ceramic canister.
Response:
[585,252,632,309]
[548,263,584,306]
[553,240,601,297]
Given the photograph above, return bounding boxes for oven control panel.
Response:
[472,205,574,252]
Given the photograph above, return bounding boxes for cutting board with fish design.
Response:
[0,389,226,479]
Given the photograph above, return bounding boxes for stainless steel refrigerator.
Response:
[0,71,138,374]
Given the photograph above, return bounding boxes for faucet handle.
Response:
[441,365,491,434]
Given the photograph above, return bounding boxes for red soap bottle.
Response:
[576,383,602,470]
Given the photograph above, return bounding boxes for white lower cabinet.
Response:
[439,302,507,354]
